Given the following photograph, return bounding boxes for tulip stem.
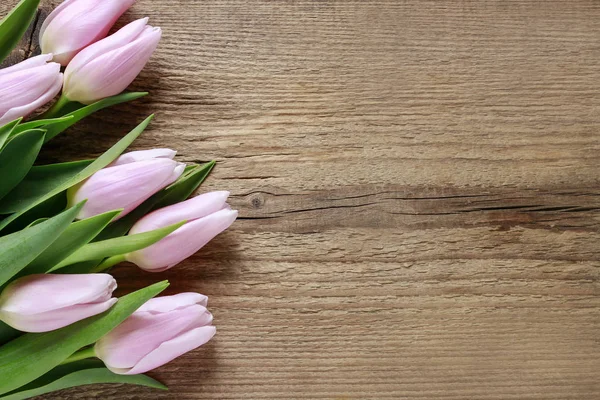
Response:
[61,346,97,365]
[91,254,127,273]
[39,94,71,120]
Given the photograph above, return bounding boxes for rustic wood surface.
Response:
[2,0,600,398]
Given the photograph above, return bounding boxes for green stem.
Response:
[60,346,96,365]
[90,254,127,273]
[38,93,71,120]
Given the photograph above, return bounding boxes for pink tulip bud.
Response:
[126,192,238,272]
[40,0,136,66]
[0,274,117,332]
[95,293,215,375]
[67,153,185,220]
[63,18,161,104]
[0,54,63,126]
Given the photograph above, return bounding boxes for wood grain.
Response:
[2,0,600,399]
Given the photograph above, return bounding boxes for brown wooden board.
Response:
[0,0,599,399]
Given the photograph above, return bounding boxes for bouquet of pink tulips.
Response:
[0,0,237,398]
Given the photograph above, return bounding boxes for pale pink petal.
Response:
[137,292,208,313]
[129,191,230,235]
[0,54,53,78]
[39,0,81,39]
[0,73,63,126]
[0,274,116,315]
[0,63,61,116]
[126,208,238,272]
[123,326,216,375]
[110,148,176,166]
[0,298,117,332]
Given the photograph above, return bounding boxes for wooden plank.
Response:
[1,0,600,398]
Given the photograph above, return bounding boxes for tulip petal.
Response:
[137,292,209,313]
[127,208,238,272]
[123,326,216,375]
[0,63,61,117]
[0,72,63,126]
[95,305,209,369]
[129,191,230,235]
[0,274,116,315]
[110,148,177,166]
[0,297,117,332]
[65,25,161,104]
[39,0,80,39]
[0,54,53,78]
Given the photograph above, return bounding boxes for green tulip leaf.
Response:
[0,360,166,400]
[0,160,92,215]
[43,92,148,142]
[51,221,185,271]
[0,202,82,286]
[11,115,73,136]
[0,115,154,231]
[0,129,45,201]
[0,0,40,64]
[15,210,122,278]
[0,280,169,395]
[0,322,19,347]
[0,119,21,149]
[97,160,215,240]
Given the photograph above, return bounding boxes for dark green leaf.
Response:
[0,193,68,236]
[97,161,215,240]
[0,280,169,395]
[0,202,82,286]
[0,322,19,346]
[0,129,45,201]
[43,92,148,142]
[0,360,166,400]
[0,0,40,63]
[15,210,121,278]
[51,221,185,271]
[0,119,21,149]
[0,161,91,215]
[11,115,73,136]
[0,115,154,231]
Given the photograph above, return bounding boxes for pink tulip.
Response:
[0,54,63,126]
[63,18,161,104]
[95,293,215,375]
[0,274,117,332]
[67,151,185,220]
[40,0,136,66]
[125,192,238,272]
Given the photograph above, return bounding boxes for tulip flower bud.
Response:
[0,274,117,332]
[125,192,238,272]
[63,18,161,104]
[67,152,185,220]
[95,293,215,375]
[0,54,63,126]
[40,0,136,66]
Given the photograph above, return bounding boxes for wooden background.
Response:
[2,0,600,398]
